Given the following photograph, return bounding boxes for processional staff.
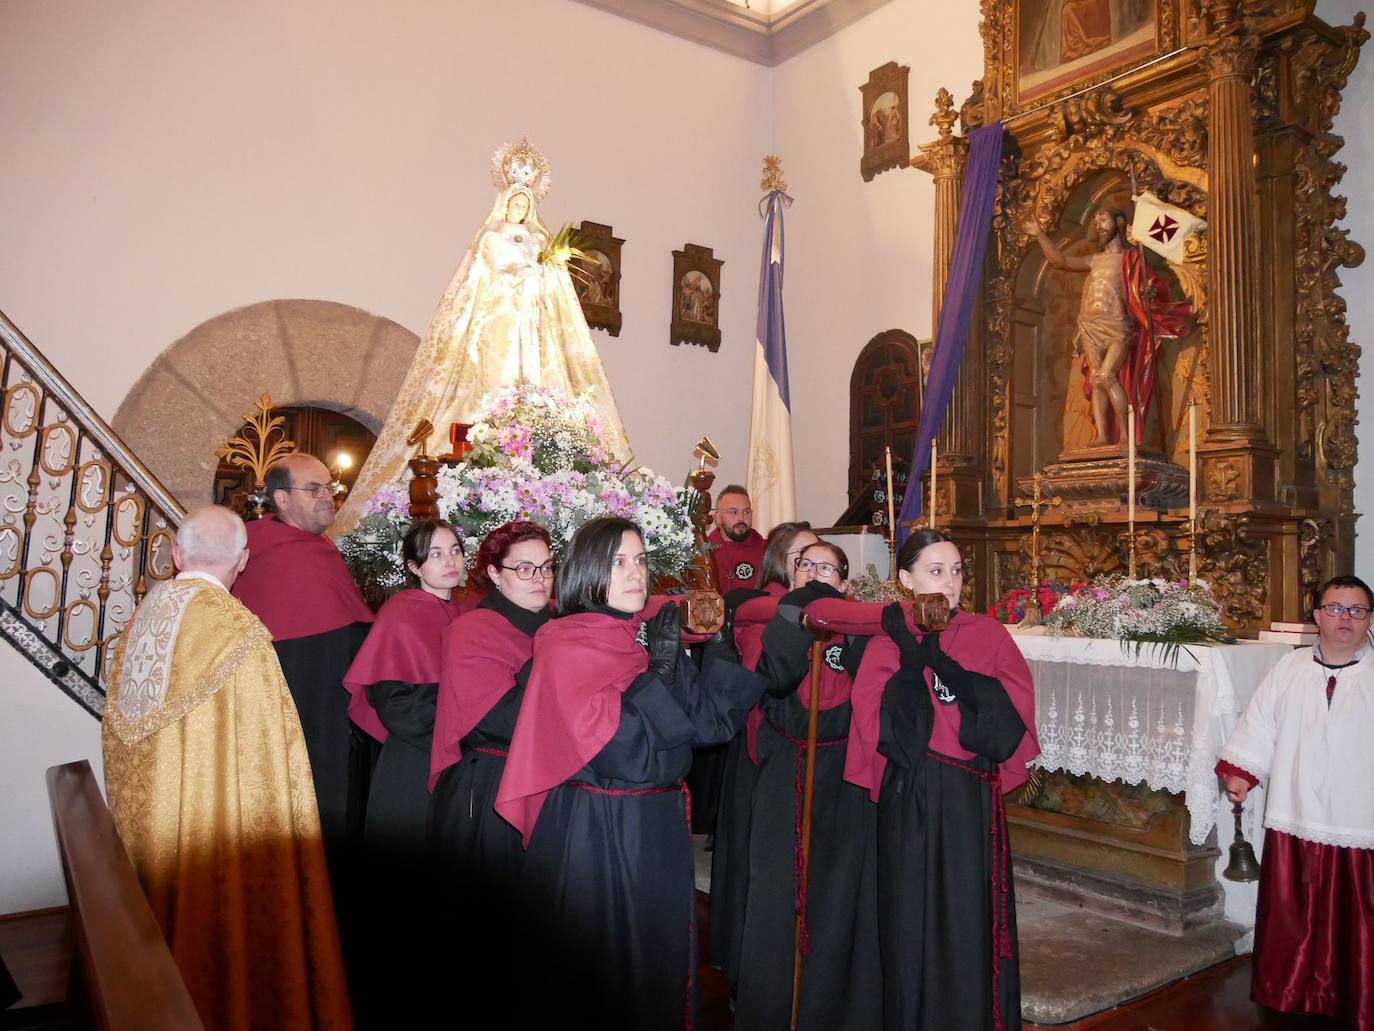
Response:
[791,625,832,1031]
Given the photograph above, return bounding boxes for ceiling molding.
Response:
[572,0,896,66]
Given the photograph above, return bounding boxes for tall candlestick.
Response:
[929,439,938,530]
[1127,404,1136,578]
[884,446,897,581]
[1188,400,1198,581]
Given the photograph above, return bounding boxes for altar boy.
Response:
[1218,574,1374,1026]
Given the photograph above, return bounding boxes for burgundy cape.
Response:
[233,516,374,640]
[709,527,767,594]
[807,600,1039,797]
[734,594,854,762]
[495,611,650,846]
[342,589,464,744]
[733,582,788,670]
[429,602,542,789]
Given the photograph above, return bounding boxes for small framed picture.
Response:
[573,221,624,337]
[860,61,911,182]
[670,243,723,353]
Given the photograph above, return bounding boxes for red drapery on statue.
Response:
[1079,249,1192,444]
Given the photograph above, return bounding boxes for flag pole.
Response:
[1127,163,1166,456]
[790,626,831,1030]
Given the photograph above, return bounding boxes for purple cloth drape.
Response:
[897,121,1004,540]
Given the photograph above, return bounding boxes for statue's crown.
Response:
[491,136,552,201]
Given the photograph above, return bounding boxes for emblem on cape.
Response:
[733,561,756,583]
[931,673,957,705]
[824,644,845,673]
[635,622,649,648]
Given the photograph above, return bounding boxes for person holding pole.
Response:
[732,542,881,1030]
[807,529,1039,1031]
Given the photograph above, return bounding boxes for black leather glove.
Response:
[920,629,998,709]
[881,602,925,669]
[706,604,742,665]
[644,604,682,682]
[776,580,844,627]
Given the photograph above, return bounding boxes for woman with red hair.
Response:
[424,520,554,1018]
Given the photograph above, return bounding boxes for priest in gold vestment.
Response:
[103,505,352,1031]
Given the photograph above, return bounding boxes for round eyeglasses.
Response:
[500,560,557,581]
[795,558,842,579]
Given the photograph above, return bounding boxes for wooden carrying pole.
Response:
[791,628,833,1030]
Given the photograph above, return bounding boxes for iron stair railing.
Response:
[0,310,184,717]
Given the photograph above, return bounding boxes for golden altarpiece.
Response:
[904,0,1367,927]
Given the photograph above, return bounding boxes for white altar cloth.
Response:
[1009,633,1293,845]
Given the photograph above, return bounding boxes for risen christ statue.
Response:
[1025,209,1132,447]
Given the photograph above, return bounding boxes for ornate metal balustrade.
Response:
[0,311,184,717]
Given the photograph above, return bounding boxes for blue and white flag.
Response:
[747,189,796,533]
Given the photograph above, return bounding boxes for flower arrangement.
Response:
[1042,575,1232,655]
[988,581,1081,624]
[847,564,912,604]
[337,384,696,597]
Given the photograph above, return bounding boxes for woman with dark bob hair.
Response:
[496,516,767,1029]
[807,528,1039,1031]
[342,518,466,1026]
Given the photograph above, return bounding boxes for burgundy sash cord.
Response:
[471,745,509,758]
[925,750,1011,1031]
[569,779,695,1030]
[767,718,846,958]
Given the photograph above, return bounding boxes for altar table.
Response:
[1010,633,1293,845]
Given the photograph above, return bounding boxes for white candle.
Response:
[929,439,938,530]
[1189,400,1198,580]
[1127,405,1136,577]
[884,445,896,538]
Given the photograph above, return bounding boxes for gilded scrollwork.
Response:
[1197,509,1267,630]
[1133,97,1210,171]
[1298,517,1332,610]
[1204,460,1240,502]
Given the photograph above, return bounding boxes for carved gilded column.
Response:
[1199,16,1264,442]
[912,88,979,517]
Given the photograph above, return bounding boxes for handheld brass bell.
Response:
[1223,801,1262,882]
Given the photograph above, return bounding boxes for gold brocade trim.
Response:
[104,584,273,747]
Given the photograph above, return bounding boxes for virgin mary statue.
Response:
[336,138,631,533]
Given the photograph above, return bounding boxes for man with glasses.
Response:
[233,454,375,932]
[1217,574,1374,1026]
[708,485,766,594]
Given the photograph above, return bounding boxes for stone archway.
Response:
[113,300,419,507]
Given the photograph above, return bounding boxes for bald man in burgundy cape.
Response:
[232,455,374,877]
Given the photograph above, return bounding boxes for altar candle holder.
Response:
[1188,399,1198,582]
[885,445,897,581]
[928,439,938,531]
[1127,404,1137,578]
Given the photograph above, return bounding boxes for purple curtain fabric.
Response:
[897,121,1005,540]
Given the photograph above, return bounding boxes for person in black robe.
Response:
[342,519,465,1028]
[709,520,817,984]
[495,517,766,1029]
[734,543,881,1031]
[231,454,374,940]
[425,520,553,1018]
[812,529,1040,1031]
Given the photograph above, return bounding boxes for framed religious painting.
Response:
[573,221,624,337]
[1011,0,1180,110]
[859,61,910,183]
[670,244,723,353]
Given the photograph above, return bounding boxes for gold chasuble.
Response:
[103,576,353,1031]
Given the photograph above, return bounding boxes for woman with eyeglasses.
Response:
[709,521,819,985]
[423,520,555,1018]
[495,516,766,1029]
[809,529,1039,1031]
[731,541,882,1030]
[342,518,467,1027]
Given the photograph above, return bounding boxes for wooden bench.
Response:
[45,760,204,1030]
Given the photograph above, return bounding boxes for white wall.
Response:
[0,0,772,489]
[0,652,104,913]
[1325,0,1374,571]
[772,0,985,524]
